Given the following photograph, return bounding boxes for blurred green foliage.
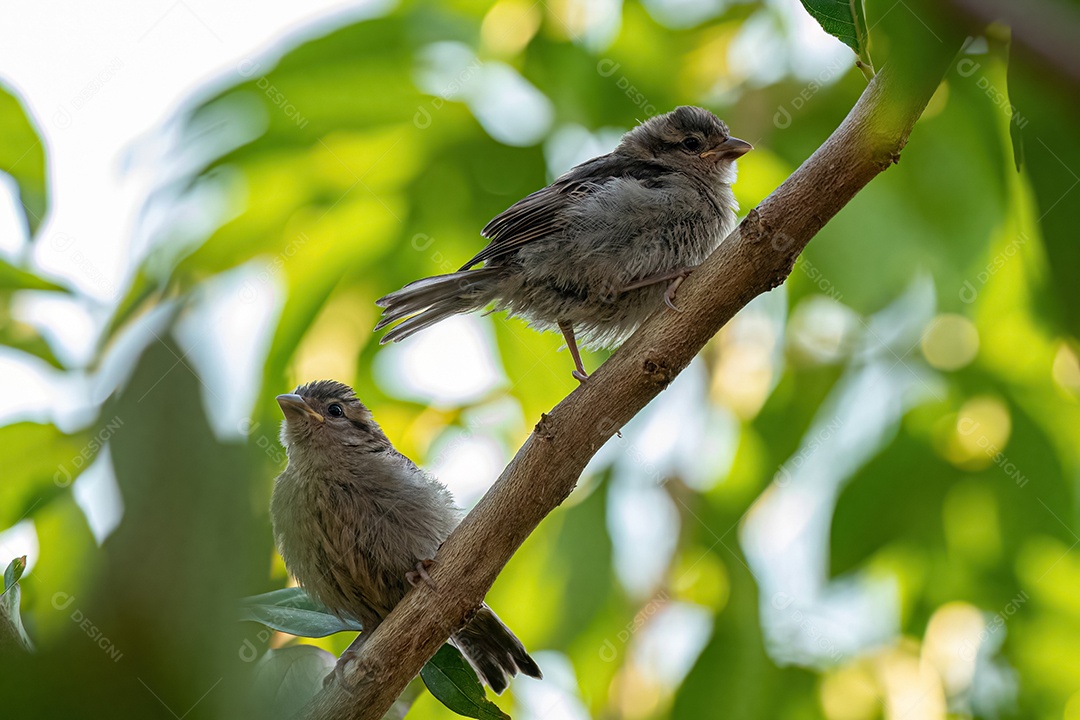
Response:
[1,1,1079,719]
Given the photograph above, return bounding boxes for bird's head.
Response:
[617,106,752,181]
[277,380,389,454]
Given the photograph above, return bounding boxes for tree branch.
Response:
[302,31,965,720]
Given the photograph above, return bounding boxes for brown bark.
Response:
[302,31,964,720]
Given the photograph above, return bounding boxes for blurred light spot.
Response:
[514,651,589,720]
[292,289,374,391]
[545,0,622,51]
[725,0,854,90]
[175,262,282,441]
[1052,341,1080,399]
[611,665,663,720]
[416,42,477,100]
[921,602,985,697]
[467,63,554,147]
[746,484,816,556]
[921,314,979,371]
[673,548,730,610]
[417,43,553,147]
[945,396,1011,470]
[544,123,622,179]
[745,284,940,668]
[643,0,729,29]
[855,274,937,361]
[631,600,712,688]
[677,401,738,491]
[72,448,124,545]
[774,0,855,83]
[819,662,880,720]
[682,23,739,99]
[710,340,773,418]
[728,11,787,86]
[375,314,504,406]
[943,481,1000,564]
[965,36,990,54]
[481,0,542,56]
[461,395,525,437]
[789,295,860,365]
[709,298,783,419]
[608,480,679,598]
[427,430,504,508]
[588,359,738,492]
[876,646,947,720]
[0,520,38,576]
[0,348,94,430]
[12,291,101,368]
[0,351,56,426]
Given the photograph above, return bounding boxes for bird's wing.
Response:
[458,154,671,270]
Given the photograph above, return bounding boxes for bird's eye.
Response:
[327,403,345,418]
[681,137,702,152]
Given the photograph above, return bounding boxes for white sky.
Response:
[0,1,387,300]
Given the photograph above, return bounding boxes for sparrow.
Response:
[270,380,541,693]
[375,105,751,381]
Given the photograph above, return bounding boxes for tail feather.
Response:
[452,605,542,695]
[375,269,502,343]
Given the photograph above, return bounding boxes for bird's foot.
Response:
[326,632,370,689]
[558,320,591,384]
[325,648,359,689]
[406,559,437,591]
[620,267,694,311]
[663,273,690,312]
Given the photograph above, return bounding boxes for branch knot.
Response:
[642,356,674,386]
[533,413,555,441]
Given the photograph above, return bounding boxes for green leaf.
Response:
[250,645,337,720]
[2,555,26,593]
[549,475,613,646]
[798,0,874,78]
[0,316,65,368]
[0,422,91,530]
[0,258,66,293]
[0,82,48,237]
[239,587,364,638]
[420,644,509,720]
[0,557,33,653]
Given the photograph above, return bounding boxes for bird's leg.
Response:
[406,558,437,591]
[558,320,590,383]
[619,267,694,311]
[327,632,369,688]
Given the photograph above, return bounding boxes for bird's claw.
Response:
[663,274,688,312]
[326,649,359,689]
[572,369,590,383]
[406,559,437,591]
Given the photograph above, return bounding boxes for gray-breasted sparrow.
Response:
[375,106,751,380]
[271,380,541,692]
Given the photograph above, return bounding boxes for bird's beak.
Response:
[276,394,325,423]
[700,137,754,159]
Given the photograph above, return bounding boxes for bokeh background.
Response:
[1,0,1079,718]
